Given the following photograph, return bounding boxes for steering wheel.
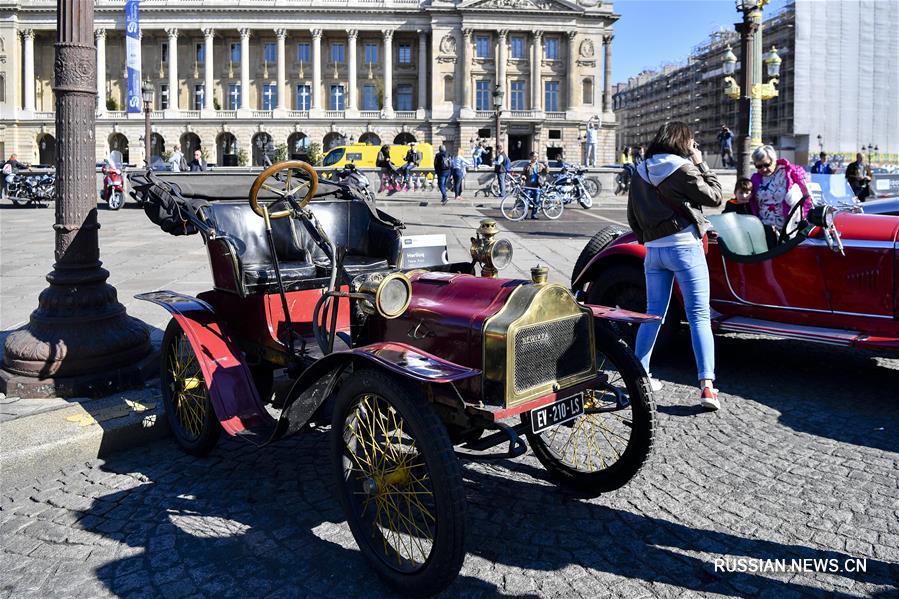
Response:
[777,197,808,244]
[249,161,318,219]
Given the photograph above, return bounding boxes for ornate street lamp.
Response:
[817,134,824,153]
[142,80,154,167]
[492,84,504,151]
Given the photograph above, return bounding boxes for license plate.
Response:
[530,392,584,434]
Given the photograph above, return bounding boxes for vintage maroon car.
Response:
[571,207,899,355]
[131,162,658,596]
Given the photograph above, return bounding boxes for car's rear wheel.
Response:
[160,319,221,456]
[332,369,465,596]
[586,264,681,351]
[524,324,655,495]
[571,225,628,287]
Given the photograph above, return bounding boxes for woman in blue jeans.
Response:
[626,121,723,409]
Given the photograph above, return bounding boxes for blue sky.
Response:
[612,0,792,83]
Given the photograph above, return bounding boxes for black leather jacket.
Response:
[626,157,722,244]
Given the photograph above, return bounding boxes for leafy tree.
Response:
[307,142,323,166]
[238,149,249,167]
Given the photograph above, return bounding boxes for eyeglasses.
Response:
[754,161,772,170]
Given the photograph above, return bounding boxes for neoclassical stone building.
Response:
[0,0,618,166]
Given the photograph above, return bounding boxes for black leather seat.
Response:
[203,198,401,295]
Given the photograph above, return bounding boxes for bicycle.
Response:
[500,181,564,221]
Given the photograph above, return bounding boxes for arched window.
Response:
[216,132,238,166]
[252,132,274,166]
[393,132,416,145]
[287,132,309,159]
[108,133,129,164]
[180,132,201,161]
[322,132,347,152]
[37,133,56,166]
[582,78,594,105]
[358,132,381,146]
[150,133,165,165]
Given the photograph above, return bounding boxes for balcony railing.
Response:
[324,110,345,118]
[216,110,238,118]
[545,111,566,120]
[475,110,495,119]
[32,111,55,120]
[508,110,539,119]
[286,110,309,118]
[251,110,272,118]
[394,110,417,119]
[359,110,381,118]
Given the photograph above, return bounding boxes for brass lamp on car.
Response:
[470,219,514,278]
[354,272,413,319]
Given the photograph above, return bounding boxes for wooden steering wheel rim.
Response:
[248,160,319,219]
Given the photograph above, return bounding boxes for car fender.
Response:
[136,290,277,443]
[271,341,481,442]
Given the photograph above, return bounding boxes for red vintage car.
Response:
[571,206,899,356]
[131,162,659,596]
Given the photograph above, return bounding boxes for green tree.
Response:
[307,142,323,166]
[238,149,249,167]
[275,143,288,163]
[106,96,119,111]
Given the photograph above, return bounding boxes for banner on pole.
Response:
[125,0,141,113]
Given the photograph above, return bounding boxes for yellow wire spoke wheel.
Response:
[331,369,465,596]
[248,160,318,219]
[523,324,656,496]
[160,319,221,456]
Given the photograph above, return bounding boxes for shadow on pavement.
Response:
[650,332,899,454]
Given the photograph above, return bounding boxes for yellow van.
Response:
[321,142,434,171]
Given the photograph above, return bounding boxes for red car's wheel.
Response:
[160,319,221,456]
[524,323,656,495]
[332,368,465,596]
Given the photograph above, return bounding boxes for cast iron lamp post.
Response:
[492,84,504,152]
[817,134,824,154]
[142,80,154,167]
[0,0,150,397]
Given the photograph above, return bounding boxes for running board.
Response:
[715,316,861,347]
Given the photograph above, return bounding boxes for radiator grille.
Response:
[513,315,592,393]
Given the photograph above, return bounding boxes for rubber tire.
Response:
[571,225,628,287]
[500,194,528,221]
[331,368,466,597]
[108,190,124,210]
[524,323,655,495]
[11,197,23,207]
[585,264,681,352]
[160,319,221,456]
[542,193,564,220]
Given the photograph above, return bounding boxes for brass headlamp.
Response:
[470,218,514,278]
[353,272,412,319]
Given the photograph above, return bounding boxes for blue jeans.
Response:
[451,168,465,197]
[496,172,507,196]
[438,171,450,201]
[635,243,715,382]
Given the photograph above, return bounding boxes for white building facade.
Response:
[0,0,619,166]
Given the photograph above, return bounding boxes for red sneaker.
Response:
[699,387,720,411]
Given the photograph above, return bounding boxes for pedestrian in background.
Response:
[493,145,511,197]
[811,152,833,175]
[434,144,452,205]
[717,125,734,168]
[2,153,29,199]
[451,148,469,202]
[749,145,812,236]
[168,144,184,173]
[627,121,723,410]
[398,141,421,191]
[632,145,645,166]
[522,151,548,220]
[376,144,396,192]
[845,152,872,202]
[471,140,484,169]
[620,146,632,165]
[189,149,207,172]
[585,119,598,167]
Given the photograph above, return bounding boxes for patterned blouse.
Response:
[755,166,803,230]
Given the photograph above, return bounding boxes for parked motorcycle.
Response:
[334,163,376,204]
[4,172,54,207]
[550,164,597,209]
[615,163,636,196]
[101,164,126,210]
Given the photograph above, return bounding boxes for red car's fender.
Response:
[136,290,277,442]
[571,233,646,292]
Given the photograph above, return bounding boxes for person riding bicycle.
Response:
[522,152,548,220]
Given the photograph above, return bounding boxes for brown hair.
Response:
[646,121,694,159]
[734,177,752,192]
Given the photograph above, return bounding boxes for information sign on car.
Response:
[398,234,449,268]
[530,392,585,434]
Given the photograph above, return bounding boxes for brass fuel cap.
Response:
[531,265,549,284]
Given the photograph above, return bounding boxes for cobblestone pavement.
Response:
[2,334,897,598]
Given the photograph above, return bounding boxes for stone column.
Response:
[347,29,358,112]
[95,29,106,115]
[496,30,507,110]
[567,31,578,111]
[1,0,149,398]
[531,30,543,111]
[417,30,427,112]
[461,29,472,112]
[383,30,394,114]
[239,28,250,110]
[311,29,322,111]
[275,28,286,111]
[166,28,179,110]
[203,29,215,112]
[22,29,35,112]
[602,34,613,114]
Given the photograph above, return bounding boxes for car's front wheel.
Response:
[332,368,466,597]
[524,324,655,495]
